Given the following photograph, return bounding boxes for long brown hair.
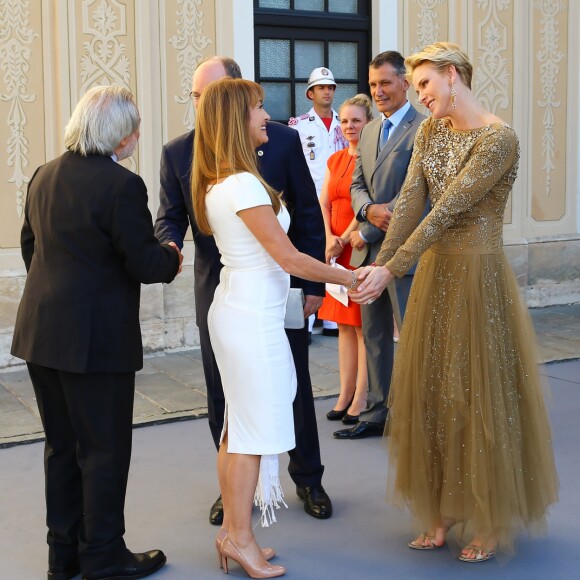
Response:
[192,78,281,235]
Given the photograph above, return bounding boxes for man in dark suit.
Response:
[155,56,333,522]
[11,86,181,580]
[334,51,426,440]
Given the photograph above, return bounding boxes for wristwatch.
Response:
[361,202,371,221]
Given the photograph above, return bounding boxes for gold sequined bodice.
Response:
[376,118,519,275]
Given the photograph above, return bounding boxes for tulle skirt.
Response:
[386,247,559,552]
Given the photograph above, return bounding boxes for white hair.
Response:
[64,85,140,156]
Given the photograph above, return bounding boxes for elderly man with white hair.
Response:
[11,85,182,580]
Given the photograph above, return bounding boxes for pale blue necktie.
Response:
[379,117,393,151]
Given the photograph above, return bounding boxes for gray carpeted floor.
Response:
[1,360,578,580]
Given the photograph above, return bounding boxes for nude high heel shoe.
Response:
[219,534,286,578]
[215,529,275,568]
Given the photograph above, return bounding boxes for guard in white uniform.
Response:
[288,67,348,197]
[289,67,347,337]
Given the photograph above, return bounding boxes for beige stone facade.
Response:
[1,0,578,367]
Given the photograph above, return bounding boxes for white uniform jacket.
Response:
[288,107,348,196]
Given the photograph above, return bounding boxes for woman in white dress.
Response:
[191,78,359,579]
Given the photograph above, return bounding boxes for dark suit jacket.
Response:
[350,105,425,267]
[11,152,180,374]
[154,121,325,329]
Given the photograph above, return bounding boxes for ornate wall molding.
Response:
[0,0,37,218]
[535,0,565,199]
[412,0,445,53]
[76,0,136,171]
[473,0,510,115]
[168,0,211,131]
[80,0,132,93]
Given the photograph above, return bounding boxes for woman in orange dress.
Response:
[318,95,373,424]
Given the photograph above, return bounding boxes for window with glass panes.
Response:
[254,1,370,123]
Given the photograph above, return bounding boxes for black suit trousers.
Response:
[28,363,134,571]
[198,304,324,488]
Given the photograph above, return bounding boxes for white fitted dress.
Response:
[206,172,297,524]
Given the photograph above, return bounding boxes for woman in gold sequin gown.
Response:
[351,42,558,562]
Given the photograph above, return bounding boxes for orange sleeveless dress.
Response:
[318,149,361,327]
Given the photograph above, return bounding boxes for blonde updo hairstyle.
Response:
[405,42,473,89]
[339,93,373,122]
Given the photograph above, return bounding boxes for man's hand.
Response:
[168,241,183,274]
[303,294,323,318]
[366,204,393,232]
[325,235,344,263]
[349,266,393,304]
[349,231,365,250]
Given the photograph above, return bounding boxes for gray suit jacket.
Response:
[350,104,425,267]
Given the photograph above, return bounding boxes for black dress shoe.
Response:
[209,494,224,526]
[296,485,332,519]
[333,421,385,439]
[48,565,81,580]
[341,413,359,425]
[83,549,166,580]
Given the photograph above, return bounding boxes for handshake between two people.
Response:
[163,241,393,301]
[348,264,394,305]
[167,242,184,275]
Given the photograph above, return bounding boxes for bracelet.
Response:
[347,270,357,290]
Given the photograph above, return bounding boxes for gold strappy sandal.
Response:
[458,544,496,562]
[408,533,444,550]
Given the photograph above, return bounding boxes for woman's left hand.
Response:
[348,266,393,304]
[325,235,344,263]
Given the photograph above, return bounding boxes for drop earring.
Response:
[450,81,457,110]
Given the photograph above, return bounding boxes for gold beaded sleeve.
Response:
[374,119,430,270]
[376,122,518,277]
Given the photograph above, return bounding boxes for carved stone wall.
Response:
[471,0,514,223]
[530,0,568,222]
[0,0,44,246]
[403,0,578,232]
[0,0,217,368]
[401,0,579,309]
[0,0,578,368]
[406,0,449,54]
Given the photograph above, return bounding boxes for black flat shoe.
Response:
[322,328,339,337]
[341,413,359,425]
[326,407,348,421]
[83,549,166,580]
[209,494,224,526]
[296,485,333,519]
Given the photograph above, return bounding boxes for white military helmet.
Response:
[306,67,336,99]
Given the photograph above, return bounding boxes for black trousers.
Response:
[198,297,324,489]
[27,363,135,572]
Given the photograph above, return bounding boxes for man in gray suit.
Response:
[334,51,425,439]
